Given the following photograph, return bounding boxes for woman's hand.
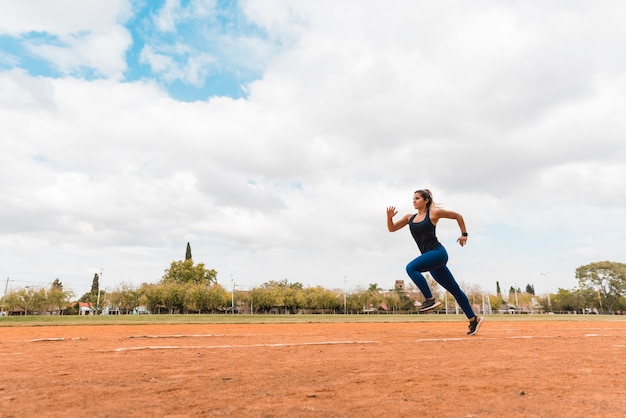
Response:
[387,207,409,232]
[457,235,468,247]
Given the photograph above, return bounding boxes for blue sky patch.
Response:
[0,0,279,101]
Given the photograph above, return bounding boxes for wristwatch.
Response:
[462,232,468,237]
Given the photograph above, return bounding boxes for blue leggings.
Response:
[406,246,475,319]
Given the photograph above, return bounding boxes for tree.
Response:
[508,286,522,306]
[51,278,63,291]
[393,282,414,311]
[463,282,484,312]
[161,259,217,286]
[158,249,219,312]
[2,291,24,314]
[251,281,286,313]
[525,284,535,295]
[514,290,535,313]
[250,286,273,312]
[235,289,250,313]
[109,283,140,314]
[17,287,47,315]
[302,286,340,313]
[488,293,503,312]
[355,285,383,312]
[345,291,362,313]
[161,282,187,314]
[47,281,73,315]
[368,283,380,292]
[84,273,106,314]
[205,284,229,313]
[552,288,584,312]
[142,283,166,314]
[284,285,305,312]
[185,242,192,260]
[185,284,208,313]
[182,283,228,313]
[91,273,100,294]
[383,292,402,312]
[576,261,626,312]
[315,288,341,312]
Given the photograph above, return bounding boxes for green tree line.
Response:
[2,260,626,316]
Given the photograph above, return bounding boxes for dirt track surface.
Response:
[1,320,625,417]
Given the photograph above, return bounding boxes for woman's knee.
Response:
[407,264,430,278]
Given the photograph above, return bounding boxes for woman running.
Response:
[387,189,483,335]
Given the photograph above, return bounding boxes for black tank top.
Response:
[409,211,442,253]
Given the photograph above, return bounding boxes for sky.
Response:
[1,0,625,298]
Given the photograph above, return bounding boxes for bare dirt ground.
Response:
[1,320,625,417]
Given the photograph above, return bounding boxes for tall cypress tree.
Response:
[185,242,192,260]
[91,273,100,294]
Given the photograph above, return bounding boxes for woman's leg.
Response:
[430,263,475,319]
[405,248,448,299]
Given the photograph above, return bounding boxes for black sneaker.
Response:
[467,317,484,335]
[418,299,442,313]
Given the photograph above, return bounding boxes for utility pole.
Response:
[541,272,552,312]
[231,275,235,314]
[96,269,103,315]
[343,276,347,314]
[1,277,9,315]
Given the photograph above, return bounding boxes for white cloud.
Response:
[152,0,217,33]
[0,0,132,78]
[0,0,131,35]
[25,27,131,79]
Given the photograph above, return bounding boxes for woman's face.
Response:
[413,193,428,211]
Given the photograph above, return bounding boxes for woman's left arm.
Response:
[431,209,468,247]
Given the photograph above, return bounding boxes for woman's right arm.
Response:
[387,206,410,232]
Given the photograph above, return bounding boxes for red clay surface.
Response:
[1,320,625,417]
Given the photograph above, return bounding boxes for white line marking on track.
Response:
[124,334,222,339]
[416,335,560,342]
[30,338,66,342]
[417,338,467,342]
[29,337,83,342]
[124,333,282,339]
[114,340,381,352]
